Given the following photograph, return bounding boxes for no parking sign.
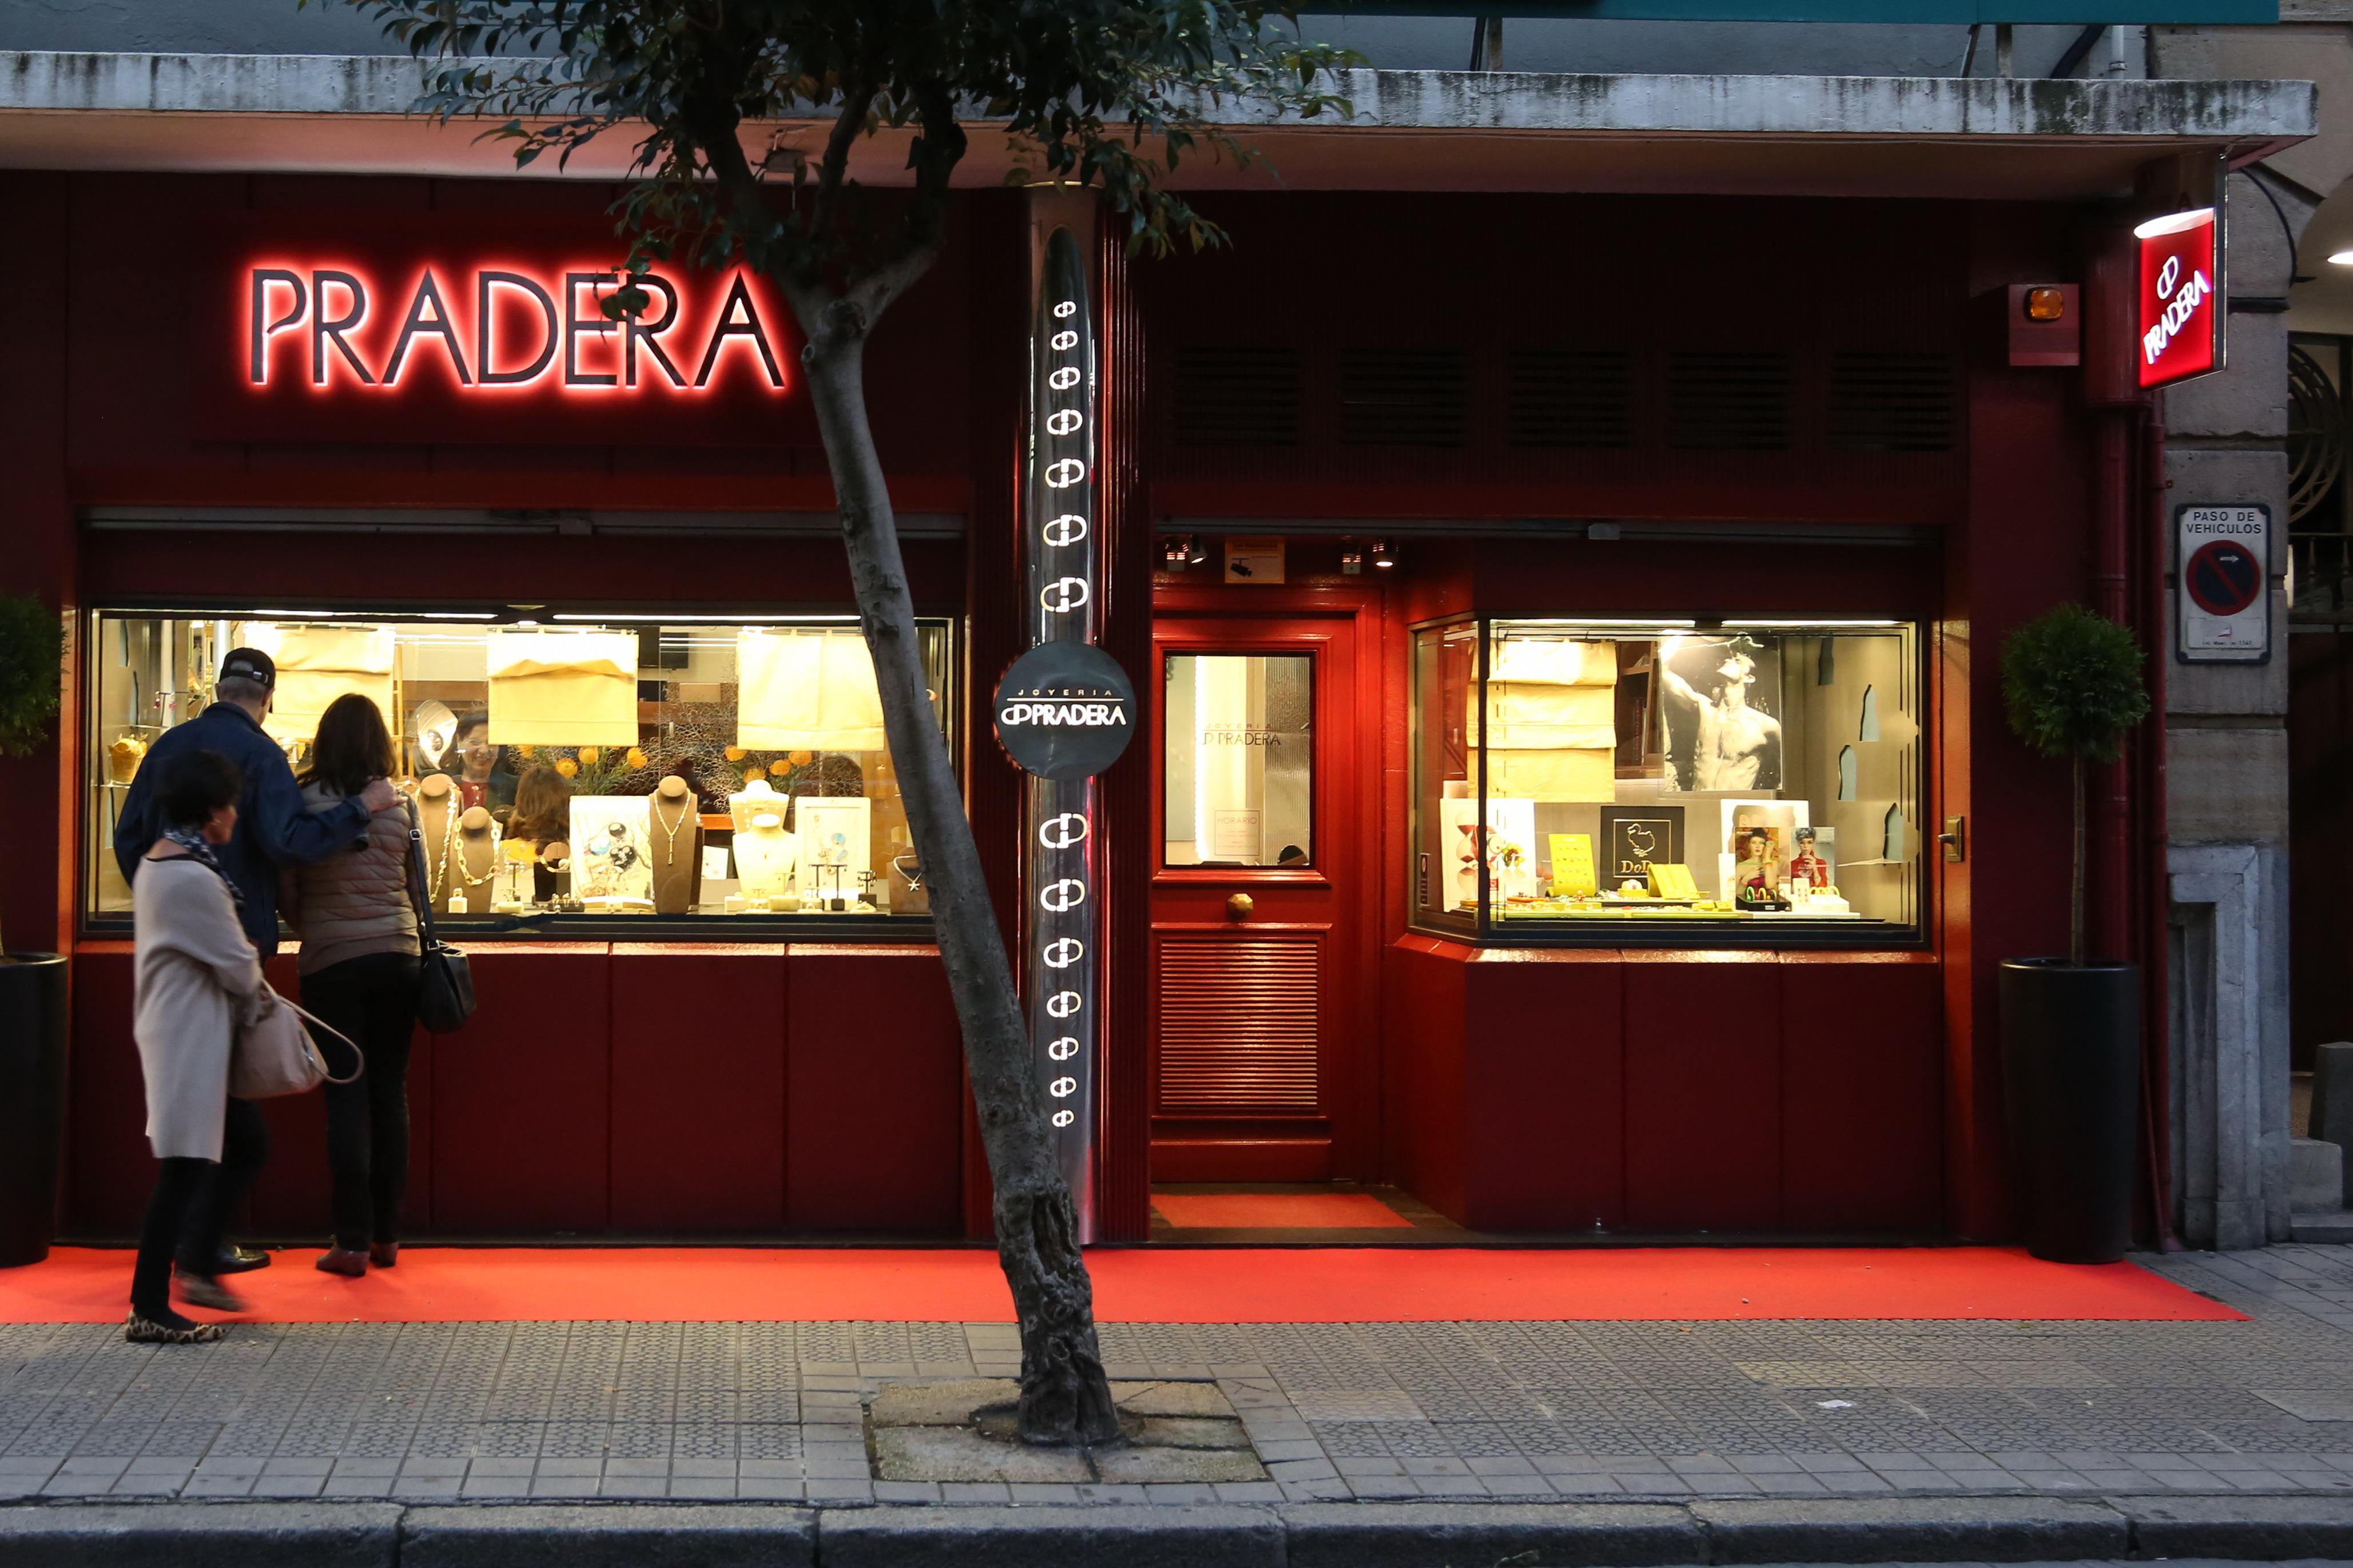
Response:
[2177,503,2270,663]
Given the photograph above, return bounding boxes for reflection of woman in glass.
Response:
[1660,641,1783,791]
[505,765,574,900]
[439,714,516,815]
[1731,827,1777,902]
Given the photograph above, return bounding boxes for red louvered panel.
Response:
[1154,934,1321,1115]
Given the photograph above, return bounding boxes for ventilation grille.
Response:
[1339,348,1469,448]
[1667,351,1794,451]
[1155,935,1319,1114]
[1507,349,1634,449]
[1827,351,1958,453]
[1172,345,1302,447]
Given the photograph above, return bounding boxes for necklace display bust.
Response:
[733,811,798,911]
[649,777,702,915]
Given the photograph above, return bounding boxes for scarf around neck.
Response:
[160,826,246,912]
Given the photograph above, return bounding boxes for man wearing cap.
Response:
[114,649,405,954]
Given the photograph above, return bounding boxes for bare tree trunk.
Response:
[793,295,1120,1448]
[2070,756,2086,968]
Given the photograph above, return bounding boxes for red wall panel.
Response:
[429,945,612,1235]
[1779,952,1943,1232]
[609,946,788,1234]
[1621,953,1784,1232]
[1465,950,1625,1232]
[786,946,963,1234]
[61,947,148,1237]
[1384,938,1469,1223]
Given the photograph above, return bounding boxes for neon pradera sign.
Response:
[243,263,789,394]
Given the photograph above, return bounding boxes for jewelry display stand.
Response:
[731,813,799,913]
[648,777,702,915]
[414,775,463,916]
[450,806,500,917]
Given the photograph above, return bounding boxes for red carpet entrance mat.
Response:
[1152,1192,1416,1229]
[0,1246,2240,1325]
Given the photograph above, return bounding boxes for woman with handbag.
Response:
[284,694,420,1278]
[128,749,271,1343]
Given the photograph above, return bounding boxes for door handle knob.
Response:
[1226,893,1254,920]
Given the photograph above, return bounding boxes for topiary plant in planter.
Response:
[1997,603,2152,1264]
[2000,602,2152,967]
[0,594,67,1267]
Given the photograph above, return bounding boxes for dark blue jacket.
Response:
[112,702,372,956]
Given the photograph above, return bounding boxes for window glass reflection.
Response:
[1162,653,1312,867]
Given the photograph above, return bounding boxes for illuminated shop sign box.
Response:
[2136,208,2223,390]
[190,217,812,445]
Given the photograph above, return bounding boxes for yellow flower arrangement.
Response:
[626,747,648,769]
[725,746,746,762]
[554,758,578,778]
[768,759,792,777]
[578,746,601,765]
[789,750,813,766]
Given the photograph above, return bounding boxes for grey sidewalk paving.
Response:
[6,1245,2353,1506]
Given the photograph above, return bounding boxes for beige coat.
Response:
[133,854,265,1162]
[286,783,419,976]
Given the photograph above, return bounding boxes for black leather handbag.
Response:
[404,809,478,1034]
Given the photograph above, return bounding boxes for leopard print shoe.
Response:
[125,1311,222,1346]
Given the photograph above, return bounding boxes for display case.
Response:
[1411,615,1924,944]
[86,607,953,934]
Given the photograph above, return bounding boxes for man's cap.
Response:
[218,648,276,689]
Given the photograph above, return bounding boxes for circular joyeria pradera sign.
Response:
[992,642,1136,781]
[2185,539,2263,618]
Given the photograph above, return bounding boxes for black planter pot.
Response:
[1999,957,2141,1264]
[0,953,69,1268]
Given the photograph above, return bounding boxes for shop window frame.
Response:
[78,598,959,945]
[1408,610,1931,953]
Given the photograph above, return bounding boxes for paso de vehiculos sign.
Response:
[2135,207,2223,390]
[191,216,808,445]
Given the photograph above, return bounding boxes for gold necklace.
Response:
[452,820,502,889]
[421,792,459,903]
[655,791,695,866]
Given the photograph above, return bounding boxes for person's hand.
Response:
[361,779,403,814]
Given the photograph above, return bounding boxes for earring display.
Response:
[569,797,656,913]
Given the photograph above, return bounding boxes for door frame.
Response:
[1146,581,1385,1181]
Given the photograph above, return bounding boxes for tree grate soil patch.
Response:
[866,1377,1266,1483]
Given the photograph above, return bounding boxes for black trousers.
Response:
[302,952,420,1251]
[131,1096,268,1317]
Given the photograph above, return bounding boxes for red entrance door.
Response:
[1148,592,1376,1181]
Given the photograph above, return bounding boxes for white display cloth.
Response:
[736,628,886,751]
[233,623,396,744]
[486,631,641,746]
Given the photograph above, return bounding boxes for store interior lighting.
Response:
[1370,539,1396,570]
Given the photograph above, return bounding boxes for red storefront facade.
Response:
[0,165,2177,1249]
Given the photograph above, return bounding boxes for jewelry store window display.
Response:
[1409,615,1925,944]
[83,611,955,932]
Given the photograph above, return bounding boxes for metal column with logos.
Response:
[997,226,1136,1242]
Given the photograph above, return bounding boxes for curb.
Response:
[1691,1497,2129,1563]
[0,1501,402,1568]
[402,1503,817,1568]
[6,1493,2353,1565]
[818,1503,1285,1568]
[1282,1501,1703,1567]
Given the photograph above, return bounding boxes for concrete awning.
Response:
[0,53,2316,199]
